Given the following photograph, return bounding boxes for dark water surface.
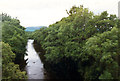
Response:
[24,39,49,80]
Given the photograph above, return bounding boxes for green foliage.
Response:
[1,13,27,79]
[2,42,27,79]
[25,32,34,39]
[2,13,27,64]
[82,27,118,79]
[99,71,113,79]
[32,5,118,79]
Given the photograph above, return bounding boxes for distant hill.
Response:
[25,26,45,32]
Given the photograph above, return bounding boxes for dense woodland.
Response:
[1,5,120,80]
[32,6,120,79]
[1,13,27,80]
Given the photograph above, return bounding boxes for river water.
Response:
[24,39,48,80]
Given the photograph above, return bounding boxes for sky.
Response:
[0,0,120,27]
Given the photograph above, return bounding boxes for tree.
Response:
[2,42,27,80]
[2,13,27,64]
[82,27,118,79]
[32,5,118,79]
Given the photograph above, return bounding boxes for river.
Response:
[24,39,49,80]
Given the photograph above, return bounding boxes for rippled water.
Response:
[24,39,48,79]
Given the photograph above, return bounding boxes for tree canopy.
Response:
[1,13,27,79]
[32,5,119,79]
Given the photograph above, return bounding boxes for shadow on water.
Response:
[33,40,56,80]
[33,41,46,64]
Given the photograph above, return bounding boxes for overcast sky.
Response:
[0,0,120,27]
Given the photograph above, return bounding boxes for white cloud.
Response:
[0,0,119,27]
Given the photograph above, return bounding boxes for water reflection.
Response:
[24,39,48,80]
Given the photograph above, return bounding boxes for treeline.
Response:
[32,6,120,80]
[1,13,27,79]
